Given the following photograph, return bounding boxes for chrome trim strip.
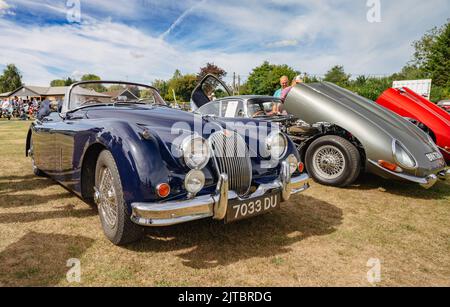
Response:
[213,174,230,220]
[131,172,310,226]
[368,159,444,189]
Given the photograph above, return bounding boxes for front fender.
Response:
[82,121,171,206]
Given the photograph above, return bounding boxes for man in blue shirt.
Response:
[274,76,290,98]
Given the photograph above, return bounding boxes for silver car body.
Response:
[284,82,448,187]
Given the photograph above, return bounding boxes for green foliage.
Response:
[246,61,298,95]
[50,77,79,87]
[165,71,197,102]
[81,74,101,81]
[324,65,351,85]
[402,19,450,99]
[50,79,66,87]
[303,73,320,84]
[346,76,393,101]
[430,86,450,103]
[0,64,23,93]
[423,21,450,87]
[151,79,169,98]
[79,74,106,92]
[64,77,77,86]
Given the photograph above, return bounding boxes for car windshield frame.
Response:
[247,98,282,118]
[62,80,166,116]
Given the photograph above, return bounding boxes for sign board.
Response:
[393,79,432,100]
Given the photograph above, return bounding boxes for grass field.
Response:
[0,120,449,286]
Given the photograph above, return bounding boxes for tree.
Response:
[197,63,227,82]
[50,79,66,87]
[323,65,351,84]
[167,73,197,102]
[152,79,169,98]
[246,61,298,95]
[80,74,105,92]
[391,64,426,81]
[423,21,450,87]
[64,77,77,86]
[0,64,22,93]
[407,20,450,87]
[50,77,78,87]
[81,74,101,81]
[161,70,197,102]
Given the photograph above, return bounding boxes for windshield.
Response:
[247,98,281,118]
[66,81,166,113]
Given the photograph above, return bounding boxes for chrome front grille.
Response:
[209,131,252,196]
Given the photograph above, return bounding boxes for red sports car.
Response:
[438,100,450,113]
[377,87,450,162]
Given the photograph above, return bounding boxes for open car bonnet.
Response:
[284,82,446,173]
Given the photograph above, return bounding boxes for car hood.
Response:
[285,82,446,175]
[85,105,277,157]
[377,87,450,161]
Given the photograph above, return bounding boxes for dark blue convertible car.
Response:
[26,81,310,245]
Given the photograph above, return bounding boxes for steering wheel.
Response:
[252,110,266,117]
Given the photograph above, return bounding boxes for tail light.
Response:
[298,162,305,173]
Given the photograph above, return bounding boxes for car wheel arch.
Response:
[299,124,367,170]
[80,143,107,202]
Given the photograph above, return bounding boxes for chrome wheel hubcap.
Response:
[97,167,118,228]
[312,145,346,180]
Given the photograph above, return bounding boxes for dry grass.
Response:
[0,119,449,287]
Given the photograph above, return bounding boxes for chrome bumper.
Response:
[130,162,311,226]
[369,160,449,189]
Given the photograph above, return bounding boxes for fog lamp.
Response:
[185,170,205,195]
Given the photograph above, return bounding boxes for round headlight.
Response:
[286,154,298,175]
[393,140,417,169]
[181,136,211,170]
[185,170,205,195]
[266,132,288,159]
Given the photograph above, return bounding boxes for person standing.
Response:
[273,76,290,98]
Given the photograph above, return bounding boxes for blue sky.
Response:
[0,0,449,85]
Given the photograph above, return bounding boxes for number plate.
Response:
[226,192,281,223]
[426,152,442,162]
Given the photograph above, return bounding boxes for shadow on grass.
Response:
[0,176,55,194]
[127,195,342,269]
[0,208,96,224]
[0,193,76,209]
[0,232,95,286]
[0,175,82,208]
[348,173,450,200]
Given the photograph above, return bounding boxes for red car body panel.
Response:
[377,87,450,162]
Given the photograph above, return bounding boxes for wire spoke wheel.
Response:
[98,167,118,229]
[312,145,346,180]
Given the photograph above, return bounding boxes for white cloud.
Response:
[0,0,14,15]
[0,0,9,10]
[0,0,449,85]
[266,40,299,48]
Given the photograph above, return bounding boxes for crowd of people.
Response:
[0,97,42,120]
